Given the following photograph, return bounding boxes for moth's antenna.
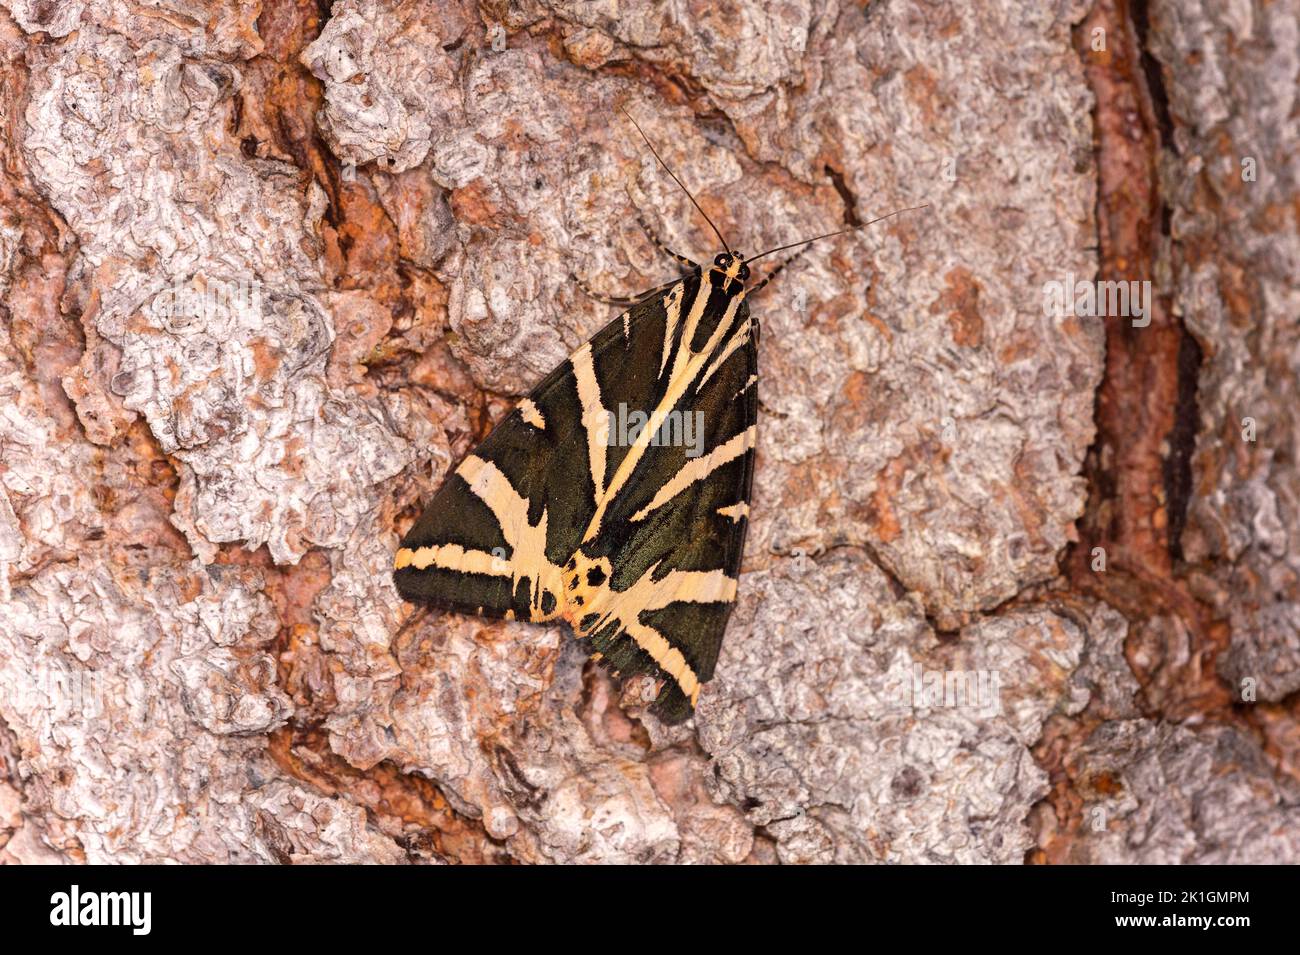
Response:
[621,107,731,255]
[747,203,931,264]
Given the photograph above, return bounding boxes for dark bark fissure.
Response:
[1164,329,1203,562]
[1064,0,1201,591]
[1131,0,1202,564]
[824,164,864,227]
[1130,1,1175,147]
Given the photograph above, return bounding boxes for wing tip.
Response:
[587,647,700,725]
[649,680,697,725]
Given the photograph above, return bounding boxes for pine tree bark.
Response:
[0,0,1296,863]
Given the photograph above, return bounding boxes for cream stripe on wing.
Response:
[692,293,744,382]
[394,543,509,575]
[574,562,737,706]
[629,425,756,522]
[517,398,546,429]
[623,618,700,705]
[571,343,608,501]
[667,279,714,383]
[659,281,686,377]
[584,294,745,542]
[643,568,738,610]
[697,319,751,392]
[456,454,564,618]
[717,502,749,522]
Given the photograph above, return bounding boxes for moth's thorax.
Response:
[708,251,750,296]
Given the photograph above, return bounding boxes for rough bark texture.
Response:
[0,0,1295,864]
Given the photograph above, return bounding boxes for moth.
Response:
[394,111,921,723]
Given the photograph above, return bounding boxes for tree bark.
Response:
[0,0,1296,863]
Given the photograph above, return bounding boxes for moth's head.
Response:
[708,251,750,295]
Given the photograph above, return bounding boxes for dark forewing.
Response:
[566,276,758,723]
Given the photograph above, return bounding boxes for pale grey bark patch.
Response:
[695,550,1085,863]
[0,0,265,55]
[300,0,469,173]
[18,24,415,563]
[1064,720,1300,864]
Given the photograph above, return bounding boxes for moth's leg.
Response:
[574,273,684,309]
[572,273,645,308]
[635,209,698,273]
